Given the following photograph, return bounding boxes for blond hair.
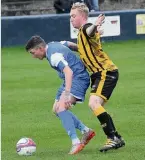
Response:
[71,2,89,17]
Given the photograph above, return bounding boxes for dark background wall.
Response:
[2,9,145,47]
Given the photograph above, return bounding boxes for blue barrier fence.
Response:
[1,9,145,47]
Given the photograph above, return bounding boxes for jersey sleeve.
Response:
[50,53,68,71]
[60,41,69,47]
[82,23,94,38]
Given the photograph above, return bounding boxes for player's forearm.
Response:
[86,14,105,37]
[67,41,78,51]
[63,66,73,92]
[86,25,97,37]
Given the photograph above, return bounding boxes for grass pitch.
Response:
[2,40,145,160]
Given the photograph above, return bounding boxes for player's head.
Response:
[70,2,89,29]
[25,35,46,60]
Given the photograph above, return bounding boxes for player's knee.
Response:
[55,101,66,113]
[88,100,97,110]
[89,96,103,110]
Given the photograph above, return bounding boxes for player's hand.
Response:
[60,90,72,109]
[96,14,105,26]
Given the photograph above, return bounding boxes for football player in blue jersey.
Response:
[25,35,95,155]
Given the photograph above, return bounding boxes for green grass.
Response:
[2,40,145,160]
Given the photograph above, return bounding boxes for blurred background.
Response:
[2,0,145,16]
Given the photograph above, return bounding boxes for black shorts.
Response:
[90,70,119,101]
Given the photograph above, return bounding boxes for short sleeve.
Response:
[82,23,93,38]
[50,53,68,71]
[60,41,69,47]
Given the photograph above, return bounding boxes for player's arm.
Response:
[63,66,73,92]
[60,41,78,51]
[62,65,73,107]
[86,14,105,37]
[50,52,73,95]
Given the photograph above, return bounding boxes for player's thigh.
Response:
[90,70,118,101]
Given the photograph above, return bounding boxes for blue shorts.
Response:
[56,76,90,103]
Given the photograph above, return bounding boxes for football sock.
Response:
[93,105,115,139]
[107,113,121,138]
[57,110,80,143]
[68,111,90,134]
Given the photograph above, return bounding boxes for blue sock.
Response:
[68,111,89,133]
[57,110,78,141]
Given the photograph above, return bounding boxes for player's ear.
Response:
[39,46,43,50]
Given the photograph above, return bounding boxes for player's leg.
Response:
[89,70,115,140]
[102,100,123,140]
[102,70,125,150]
[89,95,116,139]
[55,87,92,154]
[68,110,90,134]
[67,109,96,147]
[53,98,91,136]
[69,78,96,147]
[106,113,125,149]
[89,96,122,152]
[55,99,85,155]
[89,70,125,152]
[66,96,95,154]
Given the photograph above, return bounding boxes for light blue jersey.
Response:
[46,42,90,102]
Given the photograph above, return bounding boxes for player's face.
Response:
[70,9,84,29]
[29,47,45,60]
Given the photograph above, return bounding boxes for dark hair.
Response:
[25,35,46,51]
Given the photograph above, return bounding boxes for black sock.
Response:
[107,113,121,138]
[97,112,115,139]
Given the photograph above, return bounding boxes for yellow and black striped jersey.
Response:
[77,23,118,73]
